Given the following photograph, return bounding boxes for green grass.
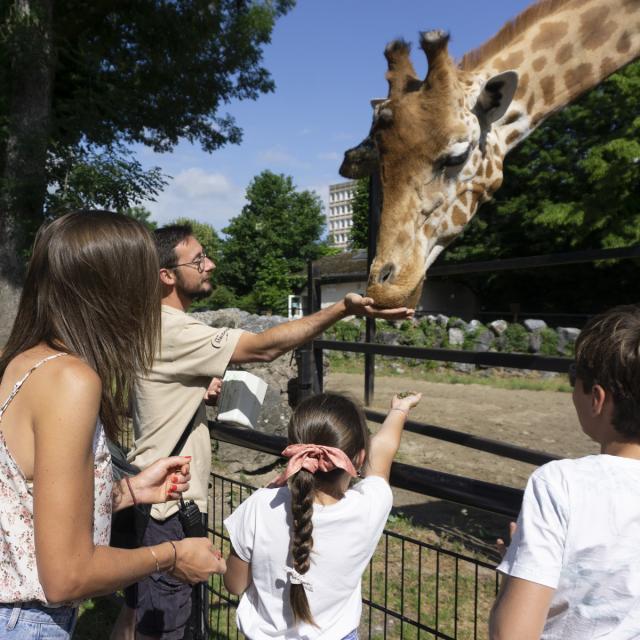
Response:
[328,354,572,392]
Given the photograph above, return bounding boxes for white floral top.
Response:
[0,353,112,604]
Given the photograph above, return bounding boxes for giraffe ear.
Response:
[473,71,518,125]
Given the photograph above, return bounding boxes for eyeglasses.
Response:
[168,251,208,273]
[568,363,577,387]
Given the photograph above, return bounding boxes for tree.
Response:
[442,61,640,313]
[0,0,294,337]
[349,177,370,250]
[218,171,327,308]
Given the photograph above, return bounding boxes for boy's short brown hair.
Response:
[575,305,640,438]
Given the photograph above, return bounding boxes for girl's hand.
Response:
[129,456,191,504]
[204,376,223,406]
[391,392,422,414]
[171,538,227,584]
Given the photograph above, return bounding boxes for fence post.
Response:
[365,171,382,406]
[296,260,321,404]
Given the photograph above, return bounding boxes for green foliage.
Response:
[217,170,325,312]
[253,254,294,315]
[418,319,447,348]
[324,320,364,342]
[1,0,295,248]
[501,323,529,353]
[349,177,370,250]
[44,144,167,216]
[125,206,157,230]
[539,327,559,356]
[444,61,640,313]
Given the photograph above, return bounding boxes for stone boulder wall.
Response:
[191,309,294,476]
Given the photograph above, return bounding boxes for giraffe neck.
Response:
[465,0,640,152]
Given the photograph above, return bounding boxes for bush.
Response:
[325,320,364,342]
[502,323,529,353]
[539,327,559,355]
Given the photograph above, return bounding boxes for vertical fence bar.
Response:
[365,171,382,406]
[313,264,324,393]
[297,261,320,403]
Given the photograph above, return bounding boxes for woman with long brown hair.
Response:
[0,211,224,639]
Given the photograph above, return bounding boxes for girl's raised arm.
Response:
[365,393,422,481]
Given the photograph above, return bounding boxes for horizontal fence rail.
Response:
[210,421,523,518]
[315,340,572,373]
[207,470,501,640]
[363,409,559,468]
[317,244,640,284]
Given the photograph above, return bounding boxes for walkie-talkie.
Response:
[178,496,206,537]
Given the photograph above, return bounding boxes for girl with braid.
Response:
[224,391,421,639]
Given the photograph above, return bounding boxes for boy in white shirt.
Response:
[491,305,640,640]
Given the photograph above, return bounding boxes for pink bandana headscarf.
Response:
[270,444,358,487]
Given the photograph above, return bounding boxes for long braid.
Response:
[289,469,316,625]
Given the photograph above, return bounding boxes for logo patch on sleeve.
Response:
[212,328,229,349]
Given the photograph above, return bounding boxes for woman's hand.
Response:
[171,538,227,584]
[391,392,422,415]
[128,456,191,505]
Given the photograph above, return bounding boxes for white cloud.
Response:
[257,147,299,166]
[318,151,340,162]
[143,167,245,231]
[173,168,234,199]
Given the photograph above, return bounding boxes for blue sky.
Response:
[140,0,532,232]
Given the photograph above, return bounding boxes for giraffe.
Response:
[340,0,640,309]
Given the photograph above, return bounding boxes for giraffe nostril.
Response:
[378,263,395,285]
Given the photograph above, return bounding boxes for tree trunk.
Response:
[0,0,55,345]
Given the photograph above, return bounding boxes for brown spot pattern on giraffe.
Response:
[527,92,536,114]
[531,21,570,52]
[504,111,522,125]
[498,50,525,69]
[451,207,467,227]
[616,31,631,54]
[540,76,555,106]
[396,231,410,246]
[532,57,547,72]
[515,72,529,100]
[600,57,616,77]
[423,225,434,238]
[485,162,494,179]
[505,130,519,146]
[579,7,617,51]
[556,43,573,65]
[564,63,594,93]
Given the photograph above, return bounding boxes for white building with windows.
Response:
[327,180,357,251]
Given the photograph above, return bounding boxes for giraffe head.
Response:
[340,31,518,308]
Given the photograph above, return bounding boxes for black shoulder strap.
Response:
[169,407,200,458]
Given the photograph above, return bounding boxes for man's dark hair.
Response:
[154,224,193,268]
[575,304,640,438]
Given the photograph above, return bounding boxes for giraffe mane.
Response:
[459,0,577,71]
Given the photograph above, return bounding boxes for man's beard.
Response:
[175,271,212,301]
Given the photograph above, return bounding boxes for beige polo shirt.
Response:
[128,305,244,520]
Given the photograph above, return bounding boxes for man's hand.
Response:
[204,377,223,406]
[344,293,415,320]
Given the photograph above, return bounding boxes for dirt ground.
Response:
[323,372,598,551]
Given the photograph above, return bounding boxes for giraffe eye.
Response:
[443,148,470,167]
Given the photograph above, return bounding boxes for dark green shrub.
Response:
[502,323,529,353]
[539,327,559,355]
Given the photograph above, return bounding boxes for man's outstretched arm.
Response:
[230,293,413,364]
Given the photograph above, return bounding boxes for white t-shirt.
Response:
[498,455,640,639]
[224,475,393,640]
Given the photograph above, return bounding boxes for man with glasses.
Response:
[116,223,414,640]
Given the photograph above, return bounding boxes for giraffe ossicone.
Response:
[341,0,640,309]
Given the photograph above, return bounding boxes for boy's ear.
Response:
[355,449,366,471]
[590,384,607,416]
